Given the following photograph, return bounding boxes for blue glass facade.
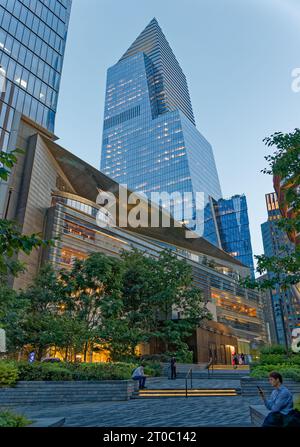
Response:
[213,194,255,277]
[261,192,300,346]
[100,19,222,244]
[0,0,72,150]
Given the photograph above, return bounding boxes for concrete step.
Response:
[135,387,241,398]
[29,418,65,427]
[174,374,249,380]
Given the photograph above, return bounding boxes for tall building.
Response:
[0,0,72,218]
[261,192,300,346]
[100,18,222,246]
[213,195,255,277]
[0,0,72,149]
[257,274,277,345]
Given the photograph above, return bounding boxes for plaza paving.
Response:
[3,378,263,427]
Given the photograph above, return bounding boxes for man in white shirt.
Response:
[132,363,147,389]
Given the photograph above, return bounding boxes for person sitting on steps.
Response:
[132,363,147,389]
[258,371,296,427]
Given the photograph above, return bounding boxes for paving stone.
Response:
[6,394,262,427]
[3,377,262,427]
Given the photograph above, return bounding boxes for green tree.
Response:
[16,263,65,360]
[121,249,211,354]
[59,253,125,361]
[0,283,29,355]
[243,129,300,290]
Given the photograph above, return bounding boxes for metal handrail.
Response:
[185,367,193,397]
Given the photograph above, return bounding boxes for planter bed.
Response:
[0,380,138,405]
[241,378,300,396]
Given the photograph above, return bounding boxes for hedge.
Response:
[0,411,31,427]
[17,362,74,381]
[259,345,288,355]
[259,353,300,366]
[251,349,300,381]
[250,365,300,381]
[69,362,137,381]
[0,360,162,385]
[0,361,19,387]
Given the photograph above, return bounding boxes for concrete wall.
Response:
[0,380,139,405]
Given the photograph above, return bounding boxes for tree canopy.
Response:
[1,250,211,361]
[243,128,300,290]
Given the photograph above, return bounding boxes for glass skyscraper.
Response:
[100,18,222,245]
[213,194,255,277]
[0,0,72,151]
[261,192,300,346]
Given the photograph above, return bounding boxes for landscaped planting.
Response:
[0,410,31,427]
[0,360,162,385]
[250,346,300,381]
[0,361,19,387]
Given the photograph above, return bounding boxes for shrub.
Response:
[250,364,300,381]
[259,353,300,366]
[0,411,31,427]
[4,360,162,382]
[0,361,19,387]
[295,395,300,412]
[143,361,162,377]
[69,362,137,380]
[260,345,289,355]
[165,349,193,363]
[260,354,287,365]
[141,354,169,362]
[283,368,300,382]
[289,354,300,366]
[17,362,73,381]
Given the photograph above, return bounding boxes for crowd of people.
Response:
[231,352,252,367]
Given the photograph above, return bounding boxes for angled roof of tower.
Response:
[119,18,161,62]
[119,18,196,125]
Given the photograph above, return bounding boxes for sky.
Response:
[55,0,300,263]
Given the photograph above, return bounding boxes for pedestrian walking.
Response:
[233,353,239,369]
[170,357,176,380]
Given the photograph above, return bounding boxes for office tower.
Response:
[0,0,72,151]
[100,18,222,245]
[213,194,255,277]
[261,192,300,346]
[257,274,278,345]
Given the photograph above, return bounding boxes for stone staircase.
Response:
[136,387,241,398]
[162,363,250,380]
